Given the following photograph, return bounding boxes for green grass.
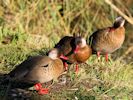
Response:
[0,0,133,99]
[0,29,133,99]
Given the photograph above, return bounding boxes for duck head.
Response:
[48,48,68,60]
[48,48,59,59]
[113,16,125,29]
[74,37,87,53]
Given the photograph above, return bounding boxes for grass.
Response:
[0,28,133,99]
[0,0,133,100]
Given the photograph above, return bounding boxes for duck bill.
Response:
[74,45,80,54]
[60,54,68,60]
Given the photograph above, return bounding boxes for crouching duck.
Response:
[89,16,125,61]
[50,34,92,73]
[4,49,64,95]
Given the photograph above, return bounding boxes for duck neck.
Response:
[109,27,115,32]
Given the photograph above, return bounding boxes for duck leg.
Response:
[60,54,69,71]
[75,63,79,74]
[64,62,68,71]
[105,53,108,62]
[97,51,101,61]
[97,51,100,57]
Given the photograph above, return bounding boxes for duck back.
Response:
[89,27,125,54]
[8,56,64,84]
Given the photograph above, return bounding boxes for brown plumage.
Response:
[7,50,64,84]
[89,16,125,61]
[50,34,92,72]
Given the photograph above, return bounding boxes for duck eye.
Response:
[75,38,82,44]
[42,64,48,67]
[77,40,81,44]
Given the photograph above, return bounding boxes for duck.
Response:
[89,16,125,61]
[50,34,92,73]
[4,49,64,95]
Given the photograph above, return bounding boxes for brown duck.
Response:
[50,34,92,73]
[5,49,64,94]
[89,17,125,61]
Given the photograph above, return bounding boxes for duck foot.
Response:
[75,64,79,74]
[38,88,49,95]
[34,83,42,91]
[64,62,68,71]
[33,83,49,95]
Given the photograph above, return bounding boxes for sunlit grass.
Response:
[0,32,133,99]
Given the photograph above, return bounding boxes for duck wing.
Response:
[8,56,51,80]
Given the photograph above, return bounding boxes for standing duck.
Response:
[89,16,125,61]
[51,34,92,73]
[4,49,64,95]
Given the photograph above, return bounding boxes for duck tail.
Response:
[0,74,10,85]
